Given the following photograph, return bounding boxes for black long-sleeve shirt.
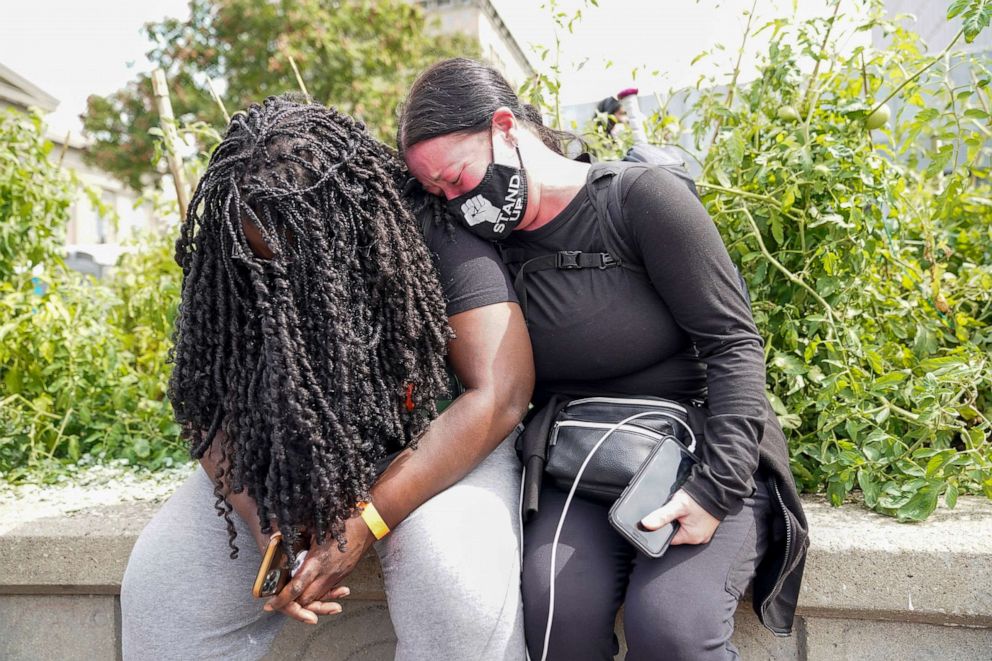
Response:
[501,165,766,518]
[424,164,806,631]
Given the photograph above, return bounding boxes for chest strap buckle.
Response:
[556,251,582,269]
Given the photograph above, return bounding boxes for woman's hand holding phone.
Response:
[639,489,720,546]
[262,514,371,623]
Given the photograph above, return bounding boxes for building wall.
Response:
[419,0,535,86]
[55,141,154,247]
[476,4,532,86]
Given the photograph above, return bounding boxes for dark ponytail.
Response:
[397,58,578,156]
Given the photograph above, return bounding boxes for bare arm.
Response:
[369,300,534,528]
[208,300,533,616]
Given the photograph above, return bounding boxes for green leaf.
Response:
[925,450,954,478]
[948,0,970,18]
[945,483,959,508]
[771,214,785,244]
[827,479,847,506]
[858,470,881,508]
[961,0,992,42]
[134,436,151,459]
[874,371,908,387]
[897,486,939,521]
[771,353,806,375]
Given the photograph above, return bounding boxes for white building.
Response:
[419,0,536,86]
[0,62,155,276]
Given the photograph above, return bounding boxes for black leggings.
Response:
[522,476,771,661]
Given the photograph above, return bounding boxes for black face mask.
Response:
[446,146,528,241]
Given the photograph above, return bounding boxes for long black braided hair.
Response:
[168,94,452,556]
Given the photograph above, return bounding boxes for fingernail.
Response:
[306,614,318,624]
[341,587,351,597]
[263,604,272,612]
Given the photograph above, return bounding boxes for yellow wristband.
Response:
[358,501,390,540]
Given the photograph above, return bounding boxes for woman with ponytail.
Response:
[399,58,808,661]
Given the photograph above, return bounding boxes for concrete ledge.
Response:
[2,488,991,660]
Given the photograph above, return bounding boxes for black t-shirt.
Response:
[424,223,518,316]
[428,165,767,518]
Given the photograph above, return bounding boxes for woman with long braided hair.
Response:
[121,95,533,660]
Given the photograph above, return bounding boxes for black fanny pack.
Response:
[518,394,701,521]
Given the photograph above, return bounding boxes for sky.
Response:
[0,0,868,138]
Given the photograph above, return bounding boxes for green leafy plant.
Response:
[559,0,991,520]
[0,112,186,482]
[677,1,991,520]
[0,111,72,275]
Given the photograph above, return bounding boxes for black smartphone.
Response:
[607,436,697,558]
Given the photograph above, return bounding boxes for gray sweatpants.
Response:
[121,435,527,661]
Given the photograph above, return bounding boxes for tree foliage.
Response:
[81,0,477,190]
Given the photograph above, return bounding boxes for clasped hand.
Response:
[263,515,374,624]
[639,488,720,545]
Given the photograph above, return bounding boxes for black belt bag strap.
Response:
[519,395,697,521]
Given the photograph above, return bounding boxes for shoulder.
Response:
[422,217,519,317]
[619,164,698,212]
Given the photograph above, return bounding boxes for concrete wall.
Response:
[1,492,990,660]
[420,0,535,86]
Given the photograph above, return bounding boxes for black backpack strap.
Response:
[587,161,646,274]
[510,250,620,320]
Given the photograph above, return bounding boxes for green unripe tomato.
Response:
[866,104,891,130]
[777,105,800,122]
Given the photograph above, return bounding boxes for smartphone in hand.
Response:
[252,532,309,598]
[608,436,697,558]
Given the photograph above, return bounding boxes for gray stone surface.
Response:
[803,616,992,661]
[0,500,161,592]
[733,608,802,660]
[800,496,992,625]
[0,594,119,661]
[2,485,992,660]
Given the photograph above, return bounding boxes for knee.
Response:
[623,596,736,661]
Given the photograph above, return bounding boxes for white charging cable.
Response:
[538,410,697,661]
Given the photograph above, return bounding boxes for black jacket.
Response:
[688,400,809,635]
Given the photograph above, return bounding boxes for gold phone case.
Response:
[252,532,288,599]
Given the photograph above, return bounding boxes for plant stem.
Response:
[287,55,310,99]
[737,207,837,323]
[699,183,805,222]
[861,51,874,148]
[45,407,74,460]
[56,130,70,169]
[802,0,842,112]
[150,68,192,220]
[869,28,965,116]
[879,396,921,423]
[709,0,759,144]
[205,76,230,124]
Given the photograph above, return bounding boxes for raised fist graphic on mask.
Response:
[459,195,501,227]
